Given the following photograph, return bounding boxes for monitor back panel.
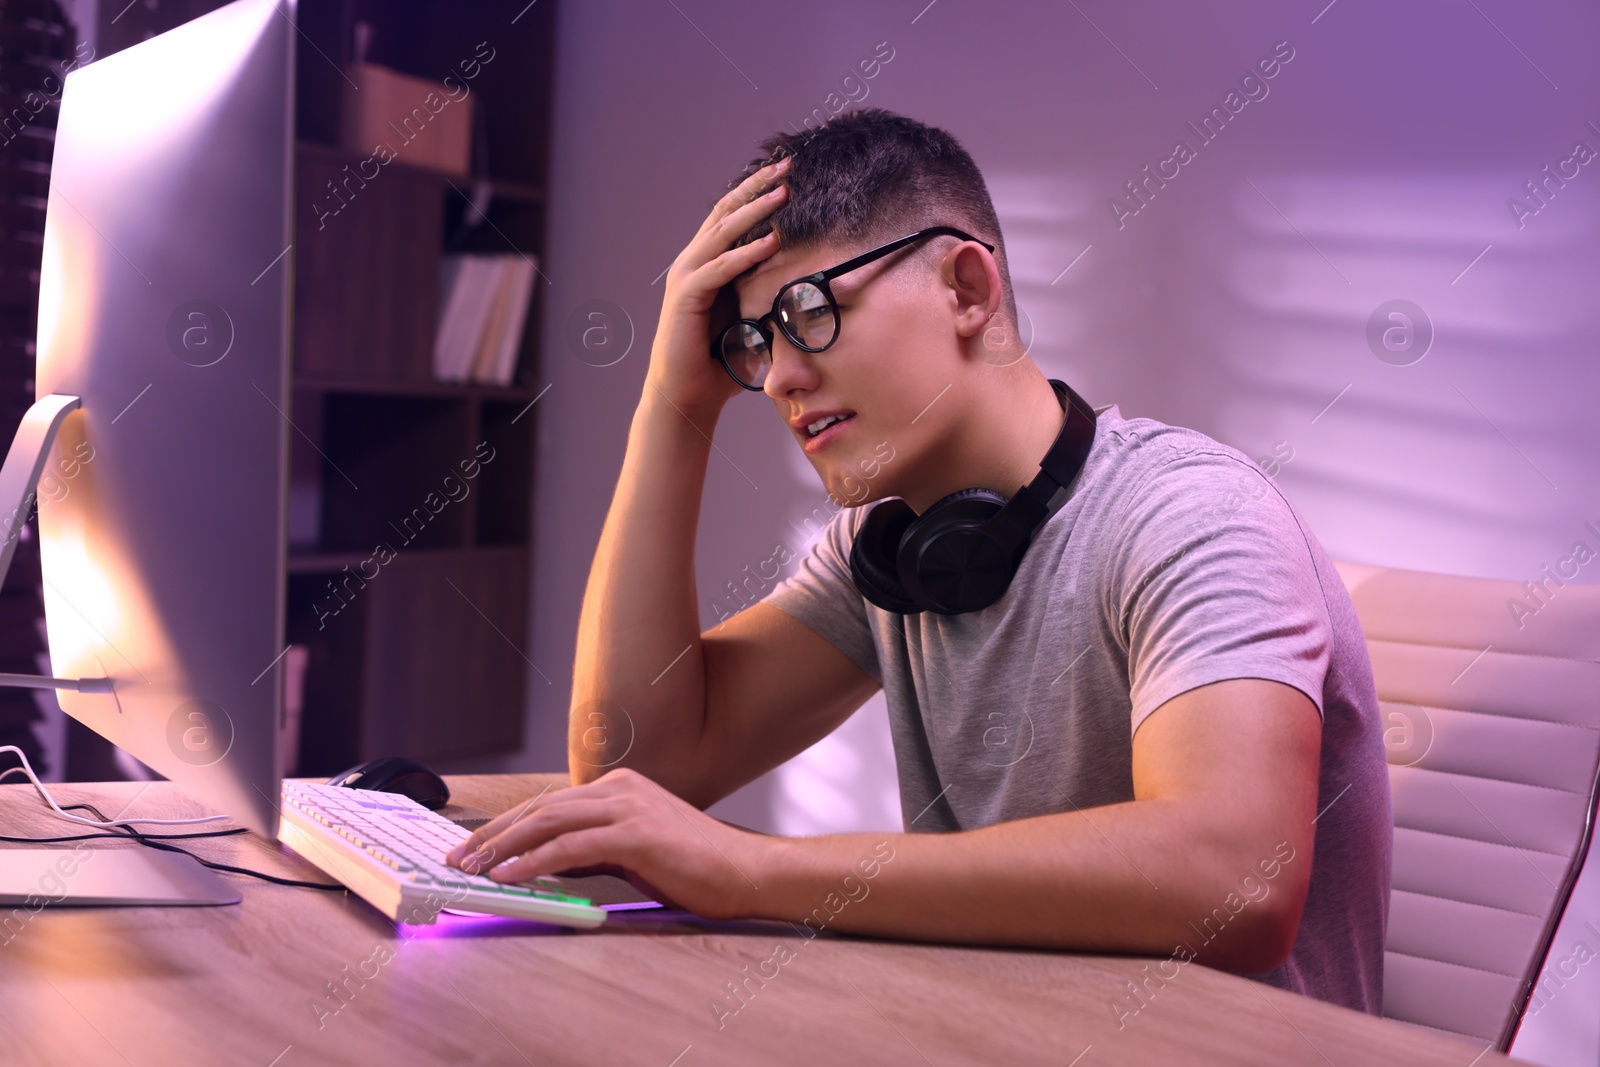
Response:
[34,0,294,837]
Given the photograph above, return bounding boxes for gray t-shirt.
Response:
[762,400,1392,1014]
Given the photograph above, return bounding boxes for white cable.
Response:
[0,747,232,828]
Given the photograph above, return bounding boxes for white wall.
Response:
[523,2,1598,1058]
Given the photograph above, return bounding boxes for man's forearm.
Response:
[569,388,718,788]
[739,799,1307,975]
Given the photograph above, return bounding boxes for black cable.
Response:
[79,803,345,892]
[111,834,346,891]
[0,801,347,892]
[13,803,251,841]
[0,829,238,844]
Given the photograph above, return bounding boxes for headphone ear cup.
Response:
[850,500,921,614]
[897,488,1014,615]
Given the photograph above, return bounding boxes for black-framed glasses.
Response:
[712,225,996,391]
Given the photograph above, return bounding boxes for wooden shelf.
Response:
[486,179,545,205]
[294,375,544,401]
[286,536,531,576]
[295,139,546,204]
[443,171,546,207]
[286,549,370,574]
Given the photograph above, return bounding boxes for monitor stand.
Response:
[0,394,113,697]
[0,849,240,910]
[0,394,239,908]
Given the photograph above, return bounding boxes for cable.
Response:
[0,768,345,892]
[64,799,344,891]
[92,801,342,892]
[0,777,240,841]
[110,834,345,891]
[0,748,231,828]
[0,827,245,843]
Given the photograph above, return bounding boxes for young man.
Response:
[447,108,1392,1014]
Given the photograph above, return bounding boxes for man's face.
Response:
[733,238,963,508]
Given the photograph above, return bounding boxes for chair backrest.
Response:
[1331,557,1600,1049]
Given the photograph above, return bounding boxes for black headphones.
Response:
[848,379,1097,615]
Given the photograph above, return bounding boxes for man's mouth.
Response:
[806,413,855,437]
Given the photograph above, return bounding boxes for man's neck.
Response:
[902,370,1068,514]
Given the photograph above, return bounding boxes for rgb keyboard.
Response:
[280,781,605,929]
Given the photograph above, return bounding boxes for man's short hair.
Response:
[729,108,1016,326]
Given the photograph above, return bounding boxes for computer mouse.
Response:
[327,757,450,810]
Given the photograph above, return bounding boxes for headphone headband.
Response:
[974,379,1098,555]
[848,378,1099,615]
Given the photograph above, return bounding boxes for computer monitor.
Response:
[30,0,294,838]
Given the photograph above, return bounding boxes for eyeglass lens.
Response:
[778,281,836,348]
[721,323,771,388]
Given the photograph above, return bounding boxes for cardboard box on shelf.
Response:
[341,63,472,176]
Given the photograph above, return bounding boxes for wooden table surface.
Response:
[0,773,1526,1067]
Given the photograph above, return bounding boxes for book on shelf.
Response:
[432,253,537,385]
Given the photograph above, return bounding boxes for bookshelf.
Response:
[85,0,556,776]
[282,0,557,773]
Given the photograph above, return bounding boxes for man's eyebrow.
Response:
[735,286,766,318]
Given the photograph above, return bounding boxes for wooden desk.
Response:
[0,775,1525,1066]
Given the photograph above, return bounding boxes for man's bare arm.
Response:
[741,678,1322,974]
[569,155,878,806]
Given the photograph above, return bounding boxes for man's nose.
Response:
[762,331,822,399]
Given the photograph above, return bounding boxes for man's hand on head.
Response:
[443,767,766,921]
[647,155,790,420]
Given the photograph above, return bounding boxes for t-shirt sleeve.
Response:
[1109,449,1331,736]
[759,505,882,683]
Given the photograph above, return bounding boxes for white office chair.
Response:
[1332,558,1600,1050]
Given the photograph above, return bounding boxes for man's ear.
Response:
[945,243,1002,340]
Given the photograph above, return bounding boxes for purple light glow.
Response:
[394,901,666,940]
